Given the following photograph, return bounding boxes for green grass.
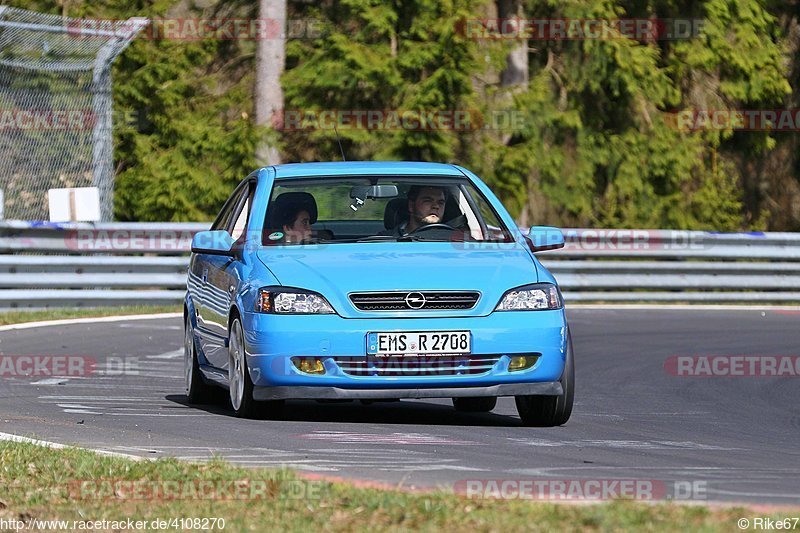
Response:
[0,305,180,326]
[0,441,792,532]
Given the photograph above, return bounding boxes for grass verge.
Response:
[0,305,180,326]
[0,440,792,532]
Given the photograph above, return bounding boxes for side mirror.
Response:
[191,230,234,256]
[526,226,565,252]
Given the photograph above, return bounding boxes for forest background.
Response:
[9,0,800,231]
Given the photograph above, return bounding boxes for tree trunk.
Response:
[255,0,285,166]
[497,0,528,88]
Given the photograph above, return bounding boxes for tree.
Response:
[254,0,285,166]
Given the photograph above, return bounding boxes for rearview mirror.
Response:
[350,185,399,199]
[191,230,234,256]
[526,226,565,252]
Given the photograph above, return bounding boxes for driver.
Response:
[401,185,446,234]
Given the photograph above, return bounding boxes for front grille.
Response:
[332,355,501,377]
[349,291,480,311]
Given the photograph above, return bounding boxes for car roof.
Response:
[268,161,466,179]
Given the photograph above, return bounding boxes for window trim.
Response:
[210,178,252,232]
[227,181,256,245]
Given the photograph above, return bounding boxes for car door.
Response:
[192,180,252,369]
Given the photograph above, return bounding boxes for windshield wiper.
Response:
[294,235,457,244]
[295,237,332,244]
[396,234,452,242]
[299,235,401,244]
[354,235,403,242]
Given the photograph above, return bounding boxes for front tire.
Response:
[227,317,285,419]
[185,315,213,404]
[452,397,497,413]
[515,332,575,427]
[228,317,258,418]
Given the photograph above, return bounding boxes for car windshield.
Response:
[262,176,513,246]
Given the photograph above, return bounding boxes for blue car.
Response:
[184,161,574,426]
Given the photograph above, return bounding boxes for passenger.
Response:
[280,206,312,243]
[267,192,317,244]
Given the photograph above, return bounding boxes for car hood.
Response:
[256,242,539,318]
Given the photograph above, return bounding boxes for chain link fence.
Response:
[0,6,146,221]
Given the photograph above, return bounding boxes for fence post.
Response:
[0,8,147,221]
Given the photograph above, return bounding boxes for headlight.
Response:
[255,287,334,314]
[495,283,562,311]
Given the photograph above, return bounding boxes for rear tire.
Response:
[515,332,575,427]
[452,396,497,413]
[185,315,213,404]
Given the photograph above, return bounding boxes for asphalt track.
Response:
[0,309,798,505]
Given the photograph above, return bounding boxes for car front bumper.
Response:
[241,309,568,394]
[252,381,562,400]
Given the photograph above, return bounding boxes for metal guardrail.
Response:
[1,222,800,307]
[0,221,207,254]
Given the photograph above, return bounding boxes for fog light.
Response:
[508,355,537,372]
[292,357,325,375]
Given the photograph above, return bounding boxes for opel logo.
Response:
[404,292,427,309]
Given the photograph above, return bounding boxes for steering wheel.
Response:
[407,223,457,234]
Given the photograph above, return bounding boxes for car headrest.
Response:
[443,195,461,223]
[384,198,409,230]
[268,192,318,229]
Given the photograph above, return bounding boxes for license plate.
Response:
[367,331,471,356]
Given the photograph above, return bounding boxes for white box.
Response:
[48,187,101,222]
